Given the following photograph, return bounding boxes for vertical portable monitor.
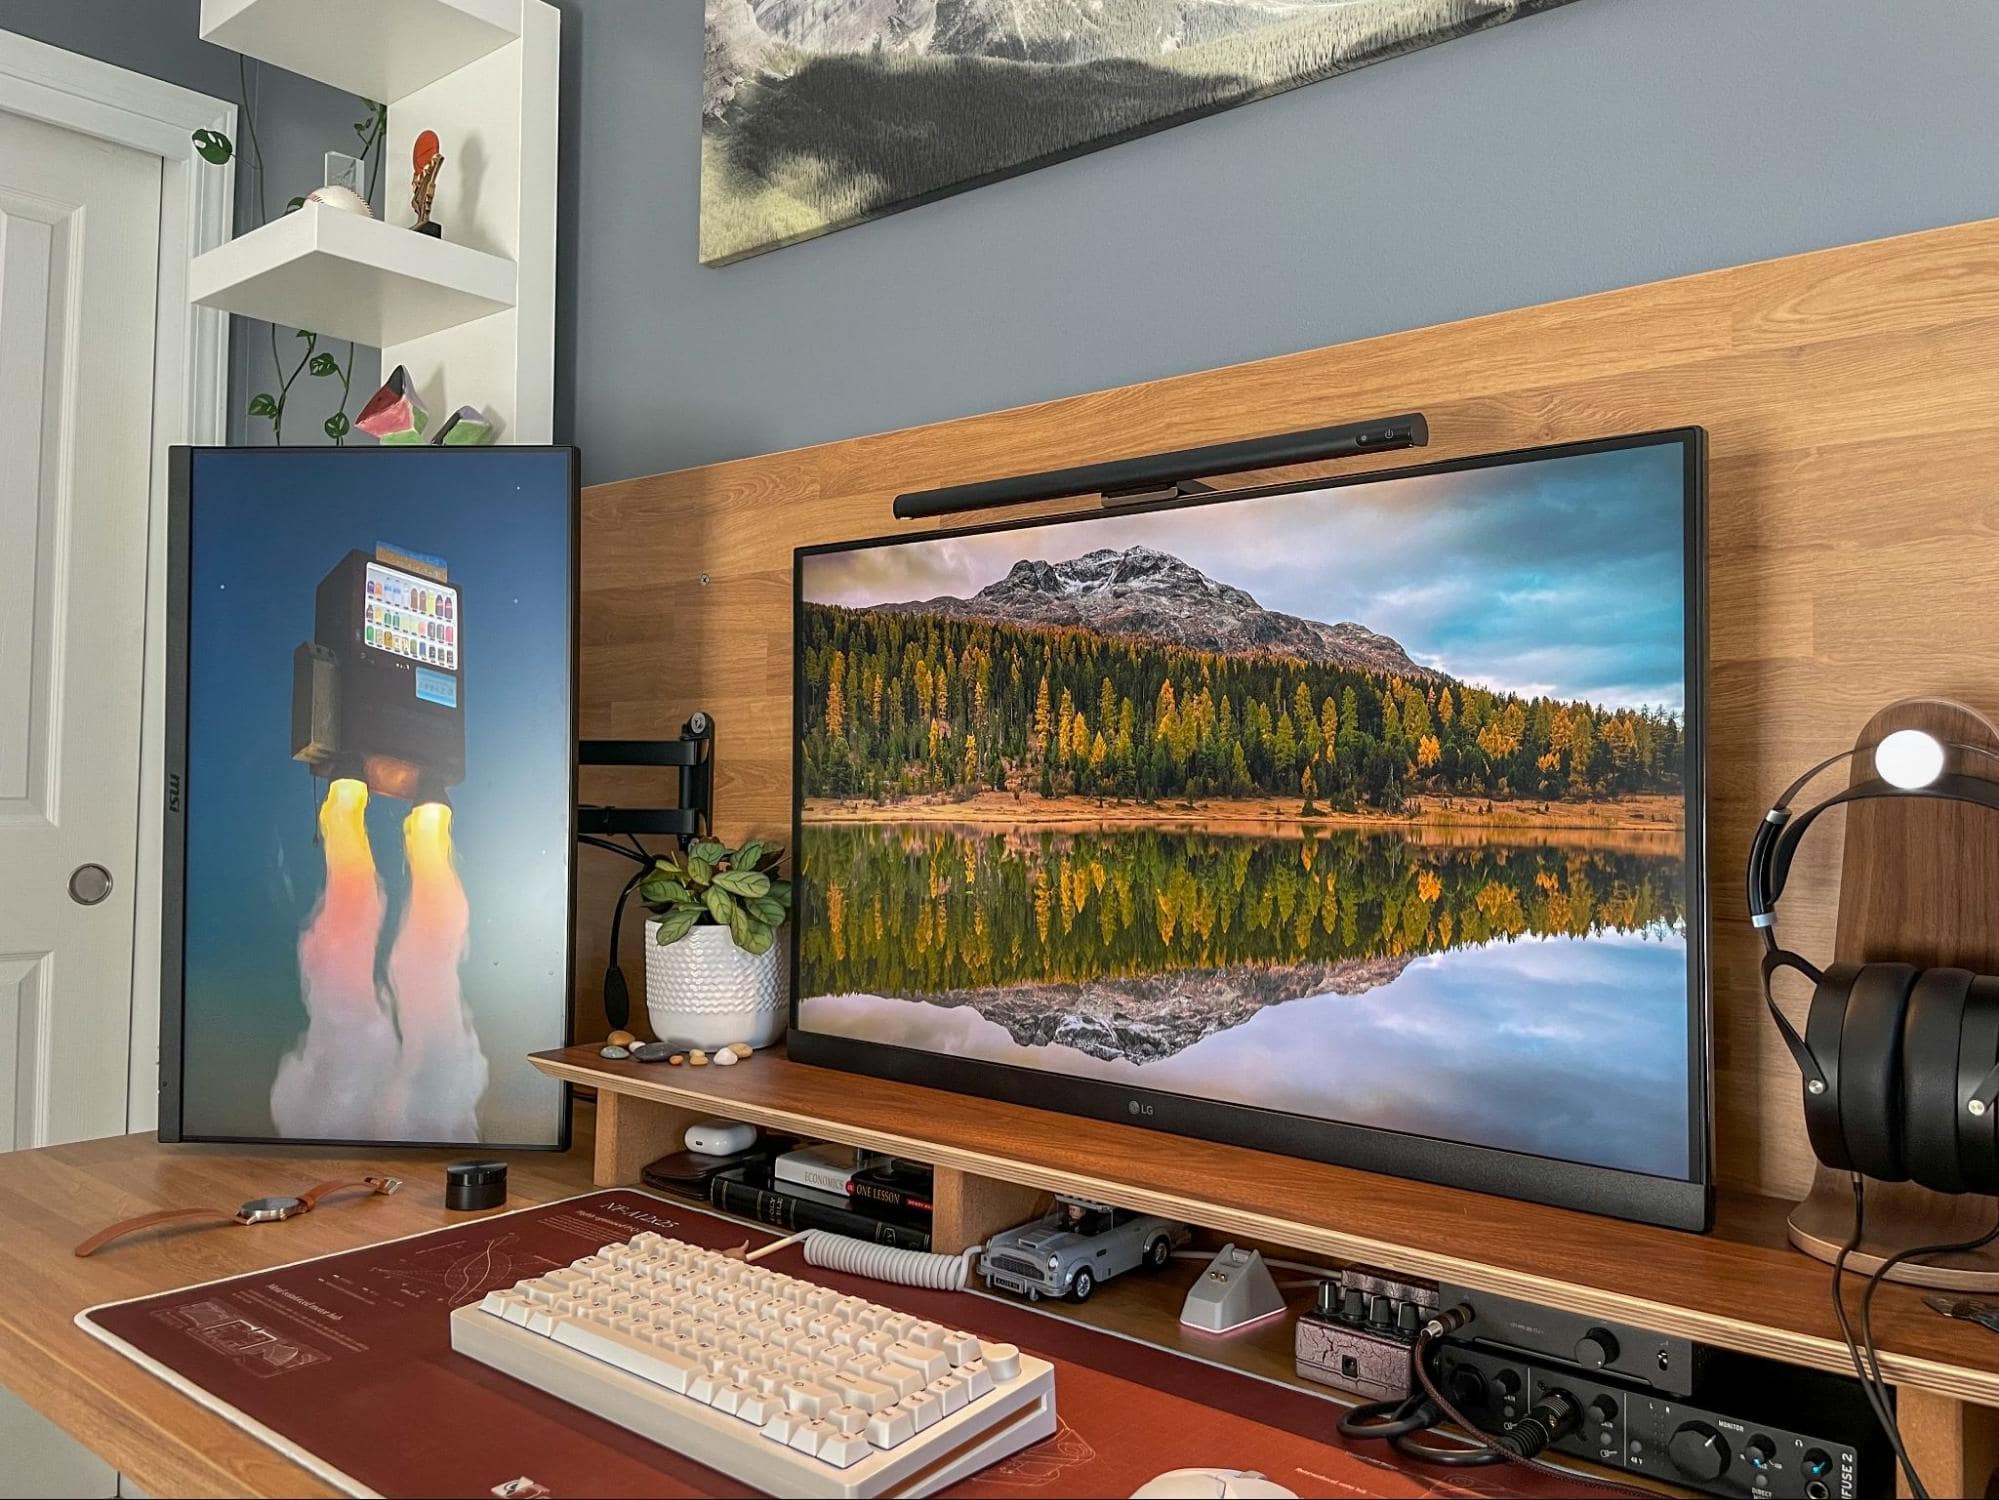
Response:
[163,447,580,1149]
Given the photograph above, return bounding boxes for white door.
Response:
[0,107,162,1151]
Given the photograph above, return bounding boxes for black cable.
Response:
[578,831,663,1034]
[1406,1317,1659,1498]
[1854,1193,1999,1500]
[1389,1427,1506,1467]
[1861,1211,1999,1397]
[1830,1174,1932,1499]
[606,863,648,956]
[579,834,653,867]
[1327,1308,1654,1496]
[1337,1392,1437,1442]
[600,862,651,1032]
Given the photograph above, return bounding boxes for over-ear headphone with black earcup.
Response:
[1747,730,1999,1194]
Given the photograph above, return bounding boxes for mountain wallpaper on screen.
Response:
[795,443,1696,1181]
[703,0,1584,262]
[800,545,1685,810]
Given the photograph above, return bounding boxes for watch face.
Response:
[239,1195,305,1220]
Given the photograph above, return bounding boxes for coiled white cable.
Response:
[746,1228,981,1291]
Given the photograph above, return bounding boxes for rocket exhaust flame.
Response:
[383,802,487,1139]
[272,782,488,1141]
[273,779,397,1137]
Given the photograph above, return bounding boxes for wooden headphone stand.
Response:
[1787,697,1999,1290]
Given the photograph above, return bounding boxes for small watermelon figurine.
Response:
[411,130,444,238]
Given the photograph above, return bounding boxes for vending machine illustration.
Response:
[291,542,464,806]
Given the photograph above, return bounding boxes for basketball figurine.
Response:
[412,130,444,238]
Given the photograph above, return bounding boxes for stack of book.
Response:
[706,1144,935,1249]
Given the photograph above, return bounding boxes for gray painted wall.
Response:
[551,0,1999,485]
[10,3,1998,485]
[2,0,380,447]
[2,0,238,98]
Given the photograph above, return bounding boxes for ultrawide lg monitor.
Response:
[790,431,1710,1229]
[162,447,578,1149]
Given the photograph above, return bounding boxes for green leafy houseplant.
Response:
[640,839,792,956]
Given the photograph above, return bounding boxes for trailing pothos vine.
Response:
[193,59,388,444]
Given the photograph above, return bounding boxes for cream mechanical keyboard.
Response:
[450,1230,1057,1498]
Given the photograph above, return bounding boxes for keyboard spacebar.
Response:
[550,1318,697,1392]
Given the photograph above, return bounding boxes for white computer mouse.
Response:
[684,1118,758,1156]
[1130,1469,1298,1499]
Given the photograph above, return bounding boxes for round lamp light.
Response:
[1875,728,1946,790]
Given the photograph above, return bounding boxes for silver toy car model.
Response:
[979,1195,1191,1303]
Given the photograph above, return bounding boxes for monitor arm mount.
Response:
[578,711,715,843]
[577,713,715,1031]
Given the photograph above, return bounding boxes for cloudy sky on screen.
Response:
[803,440,1691,713]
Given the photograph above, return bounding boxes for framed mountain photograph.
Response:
[702,0,1583,264]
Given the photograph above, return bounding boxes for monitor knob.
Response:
[1668,1421,1729,1482]
[1574,1327,1620,1368]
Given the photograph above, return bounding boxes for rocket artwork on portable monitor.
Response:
[273,543,488,1141]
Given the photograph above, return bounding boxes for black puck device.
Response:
[445,1159,508,1212]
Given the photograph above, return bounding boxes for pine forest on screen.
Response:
[794,443,1697,1181]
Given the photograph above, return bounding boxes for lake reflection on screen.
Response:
[802,927,1690,1180]
[797,821,1692,1180]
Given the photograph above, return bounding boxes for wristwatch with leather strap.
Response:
[74,1176,403,1257]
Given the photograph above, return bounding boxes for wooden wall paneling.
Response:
[576,216,1999,1204]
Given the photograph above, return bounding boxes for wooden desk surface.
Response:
[0,1102,1688,1500]
[0,1112,602,1498]
[7,1084,1992,1498]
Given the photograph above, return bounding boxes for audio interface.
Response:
[1431,1342,1881,1499]
[1438,1281,1703,1396]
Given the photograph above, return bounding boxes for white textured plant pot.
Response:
[644,920,789,1051]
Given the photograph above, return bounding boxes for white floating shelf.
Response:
[199,0,520,103]
[189,205,517,347]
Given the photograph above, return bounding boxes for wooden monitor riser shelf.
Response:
[542,1044,1999,1494]
[534,1046,1999,1402]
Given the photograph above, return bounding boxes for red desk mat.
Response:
[79,1190,1566,1499]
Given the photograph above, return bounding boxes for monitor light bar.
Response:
[891,412,1428,521]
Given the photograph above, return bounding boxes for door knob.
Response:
[68,863,113,905]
